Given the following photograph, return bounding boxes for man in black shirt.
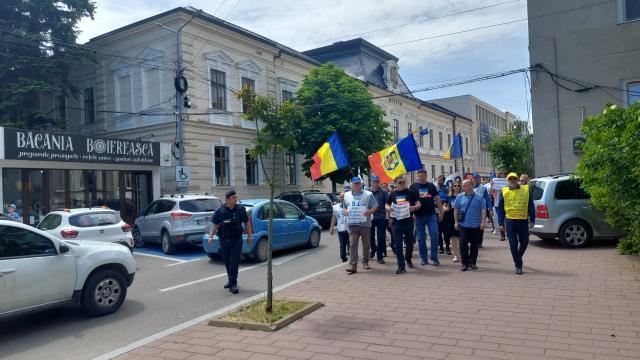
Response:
[409,169,444,266]
[209,190,253,294]
[386,175,420,274]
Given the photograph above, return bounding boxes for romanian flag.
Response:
[368,134,423,184]
[310,133,350,180]
[443,133,463,160]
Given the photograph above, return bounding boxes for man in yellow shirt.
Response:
[497,173,535,275]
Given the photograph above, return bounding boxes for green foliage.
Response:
[576,103,640,254]
[294,63,392,185]
[486,120,534,176]
[0,0,96,128]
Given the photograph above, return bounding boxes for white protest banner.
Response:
[391,202,410,220]
[492,178,508,190]
[347,205,366,225]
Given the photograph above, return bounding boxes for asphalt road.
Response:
[0,230,344,360]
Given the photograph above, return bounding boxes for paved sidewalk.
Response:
[113,234,640,360]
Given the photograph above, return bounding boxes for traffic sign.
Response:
[176,166,191,187]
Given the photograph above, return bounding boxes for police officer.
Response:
[208,190,252,294]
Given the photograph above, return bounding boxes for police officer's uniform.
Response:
[211,191,248,292]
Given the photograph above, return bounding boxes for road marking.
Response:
[93,261,345,360]
[273,251,310,265]
[159,265,260,292]
[164,258,201,267]
[133,252,188,264]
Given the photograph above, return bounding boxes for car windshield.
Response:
[305,194,331,205]
[69,212,120,228]
[529,180,546,201]
[179,198,222,213]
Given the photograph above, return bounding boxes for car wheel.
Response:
[161,230,176,254]
[307,229,321,248]
[559,220,592,248]
[207,252,220,261]
[132,226,144,248]
[81,269,127,317]
[253,238,269,263]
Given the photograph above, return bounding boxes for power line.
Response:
[224,0,242,20]
[379,0,615,48]
[293,0,522,48]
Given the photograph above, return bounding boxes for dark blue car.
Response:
[202,199,322,262]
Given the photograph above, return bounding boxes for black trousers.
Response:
[392,221,415,271]
[459,226,482,266]
[338,231,349,261]
[438,218,451,249]
[220,238,243,286]
[370,218,387,260]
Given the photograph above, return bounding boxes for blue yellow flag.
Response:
[444,133,463,160]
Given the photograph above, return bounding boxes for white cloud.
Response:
[76,0,531,118]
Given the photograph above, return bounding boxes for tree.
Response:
[576,103,640,254]
[294,63,392,189]
[0,0,96,128]
[487,119,535,176]
[236,87,304,312]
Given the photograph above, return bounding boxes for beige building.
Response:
[51,8,476,202]
[431,95,516,179]
[528,0,640,176]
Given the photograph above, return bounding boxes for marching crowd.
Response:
[330,170,536,275]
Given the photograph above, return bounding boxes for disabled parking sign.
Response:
[176,166,191,187]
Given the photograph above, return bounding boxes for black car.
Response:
[276,191,333,228]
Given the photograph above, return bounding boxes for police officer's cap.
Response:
[225,190,237,198]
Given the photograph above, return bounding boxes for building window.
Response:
[281,89,293,103]
[393,119,399,142]
[83,87,94,124]
[450,166,453,175]
[429,129,434,149]
[407,122,412,136]
[620,0,640,22]
[440,165,445,177]
[313,179,323,185]
[627,81,640,105]
[56,95,66,122]
[465,137,469,154]
[439,132,443,151]
[286,152,296,185]
[142,67,161,109]
[245,149,259,185]
[447,133,452,148]
[419,127,424,147]
[410,171,415,183]
[431,165,436,179]
[241,77,255,113]
[214,146,230,186]
[210,69,226,111]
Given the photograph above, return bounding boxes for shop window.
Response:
[49,170,66,211]
[87,170,104,206]
[27,170,44,225]
[2,169,23,222]
[104,171,120,210]
[69,170,86,208]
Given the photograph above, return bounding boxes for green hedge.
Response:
[576,102,640,254]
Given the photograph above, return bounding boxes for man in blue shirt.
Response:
[454,179,486,271]
[6,204,21,222]
[472,173,493,248]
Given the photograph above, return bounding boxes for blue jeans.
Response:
[370,218,387,260]
[415,214,439,263]
[506,220,530,269]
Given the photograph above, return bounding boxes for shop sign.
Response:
[3,127,160,166]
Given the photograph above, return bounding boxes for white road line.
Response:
[159,265,260,292]
[133,252,188,264]
[273,251,310,265]
[93,261,345,360]
[164,258,201,267]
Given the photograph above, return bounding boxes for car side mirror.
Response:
[59,243,70,254]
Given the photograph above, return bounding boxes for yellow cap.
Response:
[507,172,518,179]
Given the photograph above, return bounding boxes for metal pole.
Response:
[452,115,457,173]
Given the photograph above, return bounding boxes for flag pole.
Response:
[460,133,465,175]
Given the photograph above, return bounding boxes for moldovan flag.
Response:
[443,133,463,160]
[310,133,350,180]
[368,134,423,184]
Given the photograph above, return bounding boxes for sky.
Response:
[76,0,531,120]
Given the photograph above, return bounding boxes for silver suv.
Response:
[133,194,222,254]
[530,175,623,248]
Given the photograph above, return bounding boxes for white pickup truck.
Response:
[0,220,136,318]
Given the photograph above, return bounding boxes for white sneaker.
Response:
[492,230,498,235]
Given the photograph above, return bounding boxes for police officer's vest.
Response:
[502,185,529,220]
[217,207,244,240]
